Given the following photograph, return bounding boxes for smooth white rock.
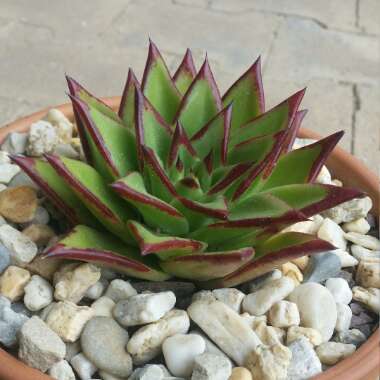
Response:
[26,121,59,157]
[0,163,20,184]
[350,245,380,261]
[1,132,28,154]
[280,262,303,286]
[127,364,171,380]
[268,300,300,328]
[48,360,76,380]
[187,300,262,365]
[356,258,380,288]
[317,218,347,250]
[286,337,322,380]
[70,353,97,380]
[191,352,232,380]
[286,326,323,347]
[104,279,137,302]
[342,218,370,234]
[114,291,176,327]
[352,286,380,313]
[44,109,74,144]
[332,249,358,267]
[91,296,115,318]
[316,342,356,365]
[127,309,190,365]
[24,274,53,311]
[192,290,216,303]
[315,165,331,184]
[162,333,206,377]
[0,224,37,266]
[18,316,66,372]
[325,278,352,304]
[31,206,50,225]
[242,277,295,316]
[335,303,352,332]
[85,279,108,300]
[288,283,337,342]
[0,151,10,164]
[212,288,245,313]
[282,215,322,235]
[252,320,285,346]
[45,301,94,342]
[345,232,380,250]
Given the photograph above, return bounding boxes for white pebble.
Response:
[162,333,206,377]
[345,232,380,251]
[356,258,380,288]
[91,296,115,317]
[26,121,59,157]
[212,288,245,313]
[85,279,108,300]
[268,300,300,328]
[335,303,352,332]
[48,360,75,380]
[70,353,97,380]
[323,197,372,224]
[342,218,370,234]
[316,342,356,365]
[0,163,20,184]
[104,279,137,302]
[317,218,347,250]
[316,165,332,184]
[191,352,232,380]
[352,286,380,313]
[350,245,380,261]
[286,326,323,347]
[1,132,28,154]
[24,274,53,311]
[332,249,358,267]
[242,277,295,316]
[325,278,352,304]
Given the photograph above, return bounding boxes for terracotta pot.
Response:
[0,98,379,380]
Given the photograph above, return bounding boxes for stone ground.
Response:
[0,0,378,170]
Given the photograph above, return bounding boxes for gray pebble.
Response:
[0,243,10,274]
[333,329,367,346]
[303,252,341,283]
[132,281,196,299]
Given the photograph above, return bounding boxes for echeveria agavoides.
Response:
[12,41,365,287]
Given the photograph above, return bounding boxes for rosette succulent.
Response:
[12,41,363,288]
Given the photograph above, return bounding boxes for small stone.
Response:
[99,370,127,380]
[0,224,38,266]
[240,313,267,329]
[268,300,300,328]
[335,303,352,332]
[0,151,10,164]
[91,296,115,317]
[303,252,341,283]
[45,301,94,342]
[104,279,137,302]
[332,249,359,267]
[187,300,261,365]
[0,265,31,301]
[229,367,252,380]
[291,256,309,271]
[81,317,132,377]
[25,255,61,281]
[280,262,303,285]
[132,281,196,298]
[26,120,59,157]
[212,288,245,312]
[70,353,97,380]
[192,290,216,303]
[1,132,28,154]
[245,341,291,380]
[252,321,285,346]
[8,171,39,190]
[44,109,74,144]
[350,245,380,261]
[352,286,380,313]
[23,224,55,246]
[65,341,81,361]
[53,143,80,159]
[48,360,75,380]
[191,352,232,380]
[342,218,370,234]
[242,277,295,316]
[163,333,206,377]
[54,263,101,304]
[317,218,347,250]
[85,279,108,300]
[18,316,66,372]
[11,301,32,317]
[316,165,331,184]
[128,364,169,380]
[316,342,356,365]
[31,206,50,225]
[127,309,190,364]
[0,186,38,223]
[325,278,352,304]
[288,283,337,342]
[333,329,367,346]
[24,274,53,311]
[241,270,282,294]
[40,302,57,321]
[356,258,380,288]
[345,232,380,250]
[114,291,176,327]
[323,197,372,224]
[286,337,322,380]
[0,163,21,184]
[0,243,10,274]
[286,326,323,347]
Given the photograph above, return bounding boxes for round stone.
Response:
[81,316,132,378]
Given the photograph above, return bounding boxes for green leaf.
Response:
[222,57,264,130]
[173,49,197,95]
[70,95,137,182]
[258,131,344,191]
[119,69,141,128]
[10,155,99,228]
[45,155,135,244]
[175,175,204,200]
[160,247,254,281]
[175,57,222,138]
[44,225,170,281]
[203,232,335,288]
[112,172,189,235]
[142,40,181,123]
[128,220,206,261]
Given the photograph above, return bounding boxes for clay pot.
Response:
[0,99,379,380]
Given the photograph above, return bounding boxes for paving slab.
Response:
[359,0,380,35]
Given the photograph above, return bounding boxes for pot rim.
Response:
[0,98,379,380]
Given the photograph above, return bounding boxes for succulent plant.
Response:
[12,41,363,288]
